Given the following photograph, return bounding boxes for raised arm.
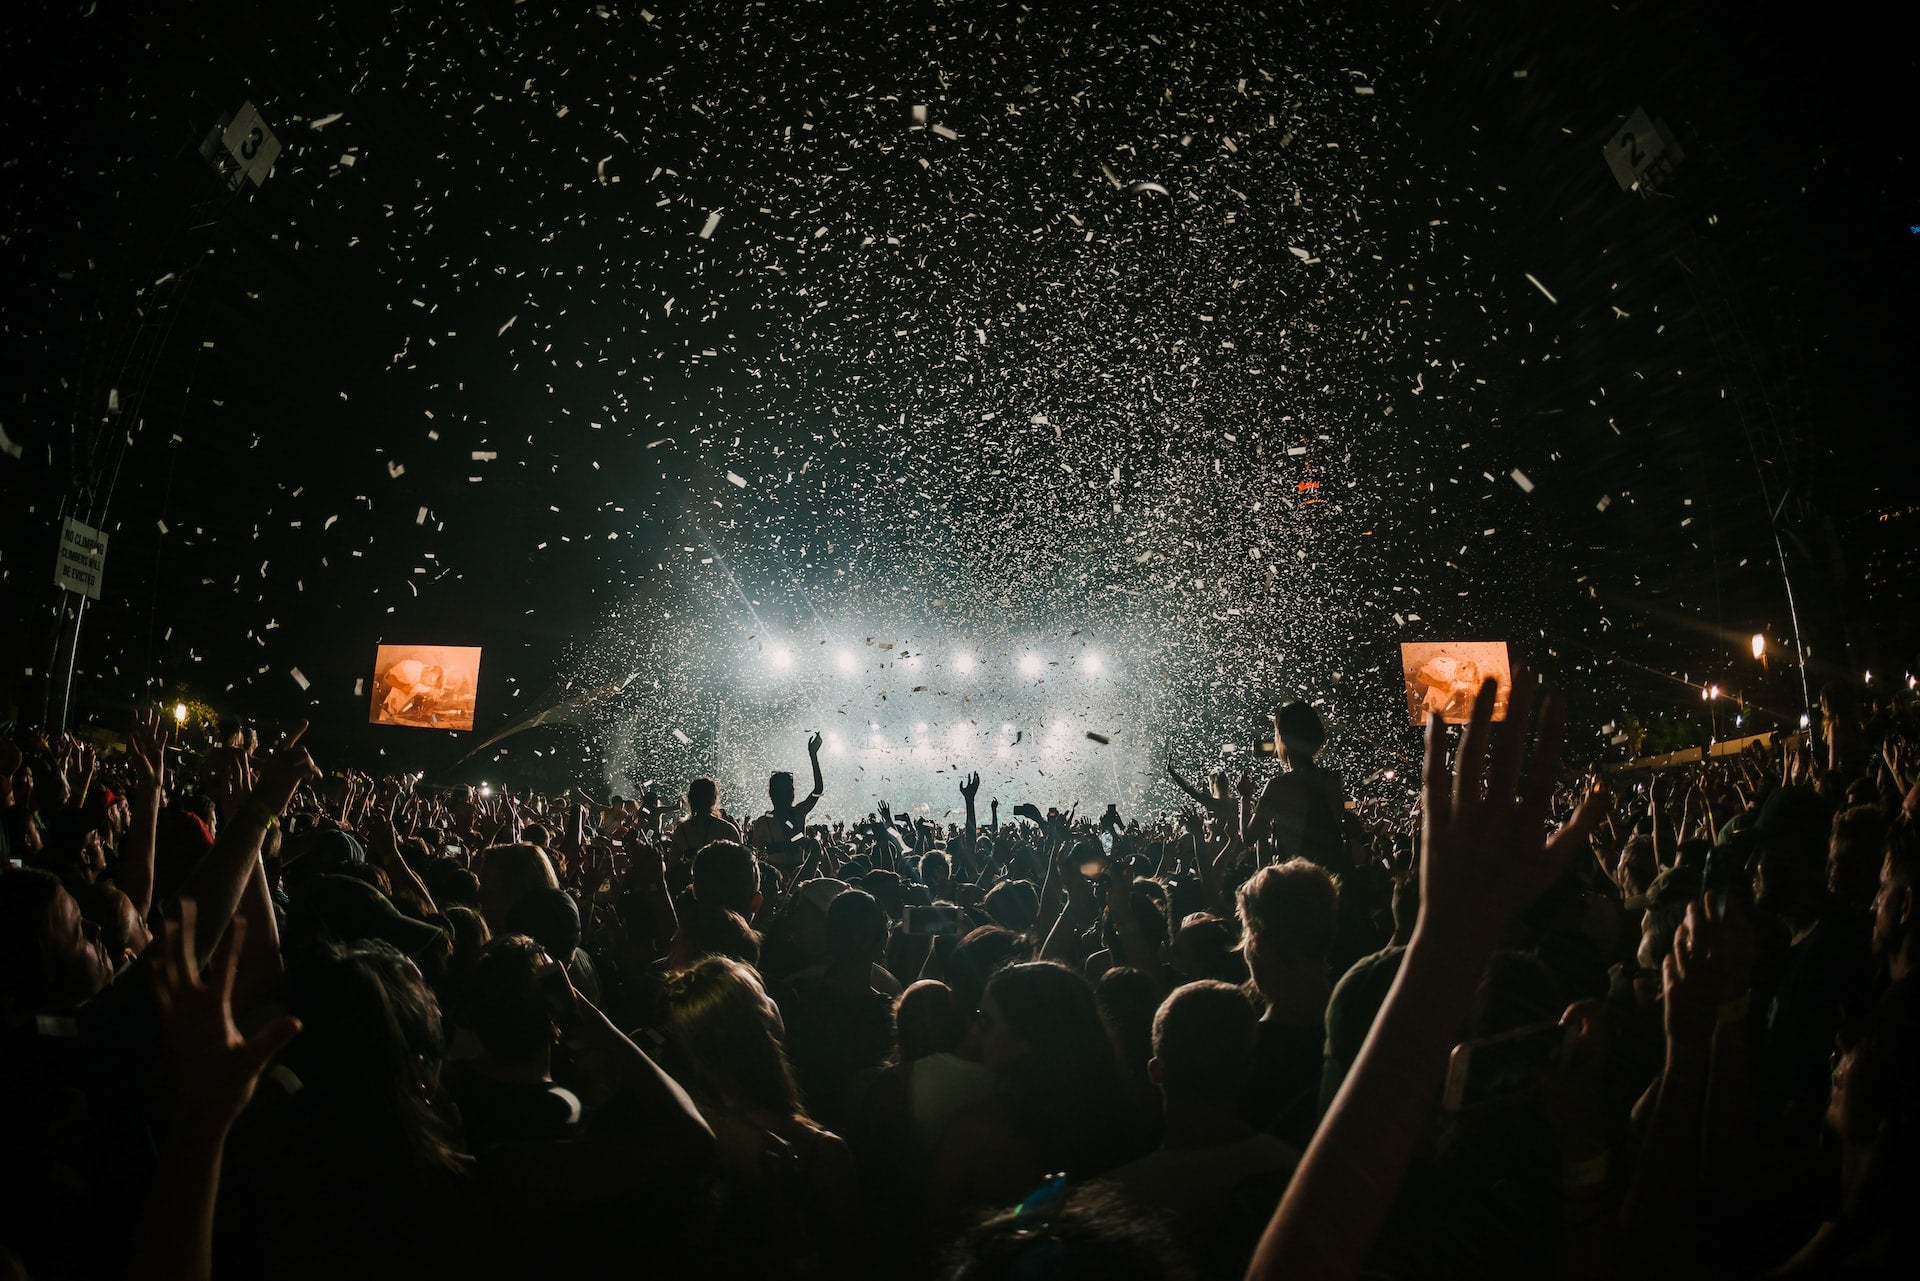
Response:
[177,723,321,959]
[1246,677,1604,1281]
[131,904,302,1281]
[960,771,981,872]
[122,709,170,920]
[1166,752,1213,807]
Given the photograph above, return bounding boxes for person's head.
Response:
[1872,825,1918,978]
[1150,980,1260,1103]
[1755,833,1827,925]
[66,878,152,973]
[519,823,551,850]
[896,980,966,1062]
[981,963,1130,1175]
[661,955,804,1122]
[1617,834,1658,899]
[860,867,906,923]
[825,887,889,973]
[691,840,761,917]
[981,961,1112,1078]
[769,769,796,810]
[946,925,1023,1016]
[1830,805,1889,910]
[420,858,481,909]
[688,776,719,816]
[459,934,556,1070]
[284,940,463,1175]
[503,886,581,961]
[1235,859,1339,994]
[476,843,559,930]
[1276,701,1327,766]
[942,1182,1197,1281]
[669,902,763,970]
[920,851,952,887]
[1167,914,1247,985]
[1100,881,1169,961]
[1819,679,1862,737]
[0,869,113,1016]
[982,879,1039,933]
[440,904,491,971]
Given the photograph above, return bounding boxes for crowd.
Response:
[2,674,1916,1279]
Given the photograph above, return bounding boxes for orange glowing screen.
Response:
[369,644,482,732]
[1400,641,1512,726]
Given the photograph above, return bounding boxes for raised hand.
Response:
[244,723,323,819]
[1417,674,1605,955]
[806,731,824,757]
[960,771,981,802]
[152,900,302,1130]
[128,710,170,792]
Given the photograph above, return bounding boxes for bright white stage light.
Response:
[769,644,793,670]
[1019,653,1044,677]
[836,648,857,673]
[1083,652,1105,674]
[825,731,846,757]
[955,652,975,675]
[914,721,929,736]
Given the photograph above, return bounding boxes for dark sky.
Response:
[3,0,1915,786]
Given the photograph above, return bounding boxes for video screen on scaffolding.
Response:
[1400,641,1512,725]
[368,644,482,732]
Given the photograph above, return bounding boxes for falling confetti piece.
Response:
[1510,469,1534,493]
[698,210,723,239]
[1524,272,1559,303]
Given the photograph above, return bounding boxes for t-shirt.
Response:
[668,811,741,862]
[906,1051,1003,1147]
[1247,1018,1324,1148]
[1106,1133,1300,1278]
[1254,767,1349,873]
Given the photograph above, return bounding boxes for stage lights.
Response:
[836,648,857,673]
[1019,653,1044,677]
[769,644,793,671]
[1083,652,1105,675]
[955,652,975,675]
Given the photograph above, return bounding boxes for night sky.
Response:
[3,0,1915,806]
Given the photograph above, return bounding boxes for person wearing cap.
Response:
[504,886,601,1005]
[285,874,446,960]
